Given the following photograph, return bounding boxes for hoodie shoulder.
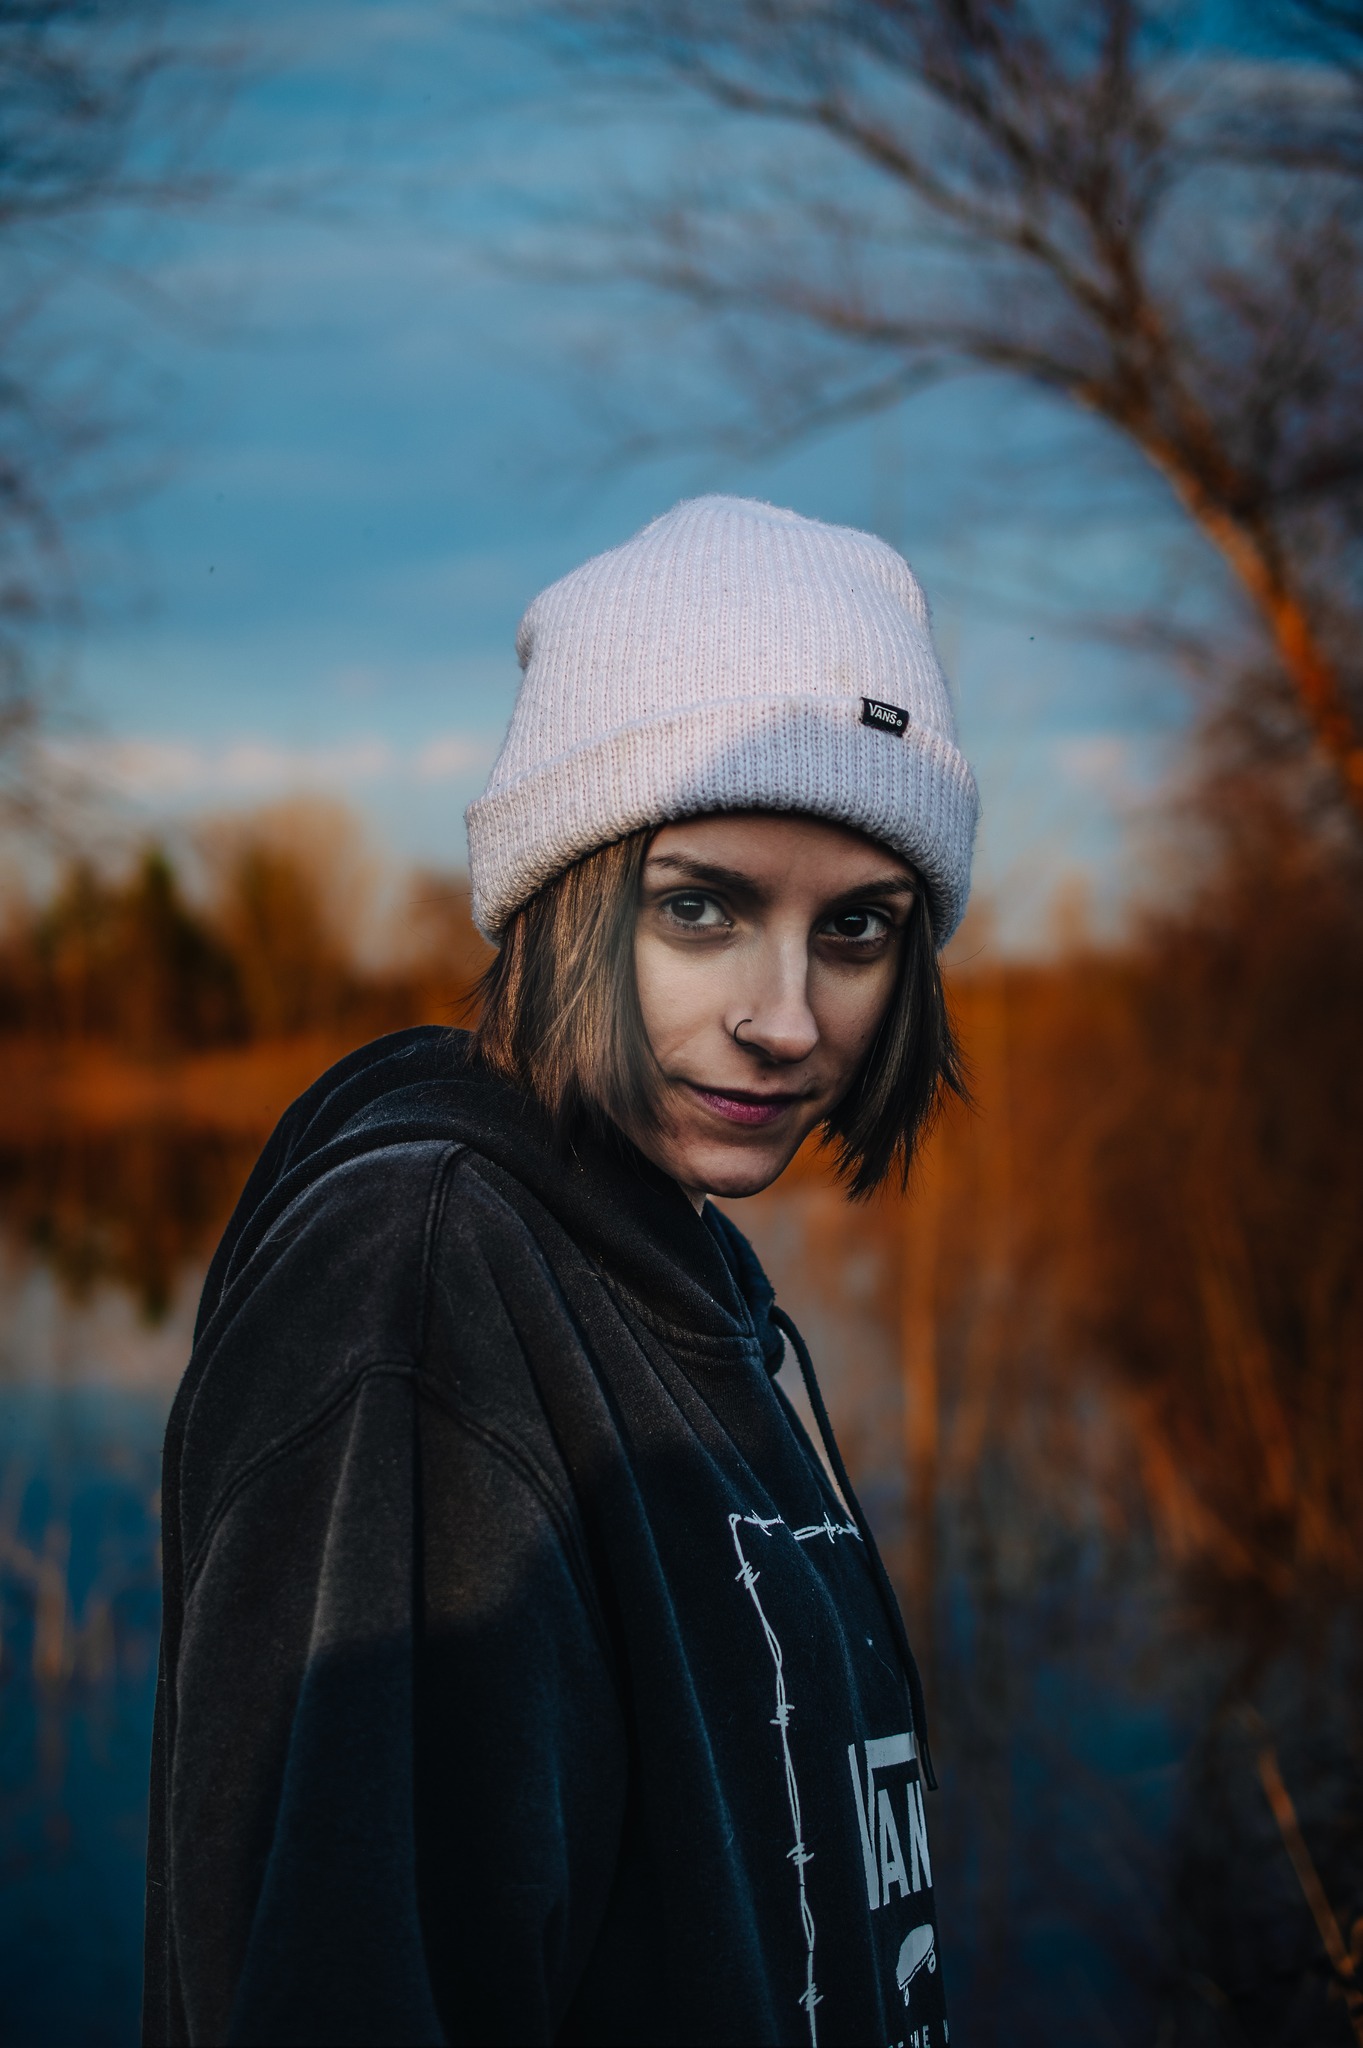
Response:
[194,1028,460,1342]
[176,1133,467,1560]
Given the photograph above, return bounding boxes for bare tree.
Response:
[0,2,232,804]
[529,0,1363,817]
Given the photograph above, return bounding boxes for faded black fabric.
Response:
[145,1028,947,2047]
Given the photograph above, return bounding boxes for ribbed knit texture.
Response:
[466,495,979,942]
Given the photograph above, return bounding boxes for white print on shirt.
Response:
[847,1734,932,1908]
[728,1508,862,2048]
[895,1924,936,2006]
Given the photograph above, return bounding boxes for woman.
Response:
[144,495,978,2047]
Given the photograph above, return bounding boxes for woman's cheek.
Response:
[823,964,896,1069]
[636,939,703,1059]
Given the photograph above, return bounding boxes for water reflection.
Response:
[0,1135,228,2046]
[0,1384,165,2048]
[0,1133,255,1326]
[0,1128,1360,2046]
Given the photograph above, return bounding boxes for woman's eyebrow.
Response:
[645,854,764,896]
[826,875,918,903]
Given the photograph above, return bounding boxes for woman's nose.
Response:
[728,942,818,1064]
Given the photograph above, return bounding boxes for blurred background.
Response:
[1,3,1361,2043]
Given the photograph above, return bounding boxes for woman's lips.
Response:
[686,1084,801,1128]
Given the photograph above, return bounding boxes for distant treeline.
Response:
[0,815,491,1047]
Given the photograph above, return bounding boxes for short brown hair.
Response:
[473,826,966,1198]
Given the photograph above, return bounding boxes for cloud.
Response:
[40,729,493,801]
[1053,733,1164,798]
[415,734,489,781]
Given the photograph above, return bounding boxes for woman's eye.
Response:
[824,907,891,944]
[665,892,726,928]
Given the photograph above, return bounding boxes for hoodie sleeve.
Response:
[164,1357,626,2048]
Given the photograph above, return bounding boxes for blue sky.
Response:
[36,0,1215,948]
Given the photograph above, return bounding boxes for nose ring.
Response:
[732,1018,753,1046]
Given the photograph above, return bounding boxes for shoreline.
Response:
[0,1034,362,1140]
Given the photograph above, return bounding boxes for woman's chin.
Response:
[665,1131,808,1204]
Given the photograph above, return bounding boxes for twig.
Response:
[1242,1707,1363,2042]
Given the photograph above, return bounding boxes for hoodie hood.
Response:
[197,1027,785,1375]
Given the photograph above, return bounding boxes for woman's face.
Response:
[633,811,916,1207]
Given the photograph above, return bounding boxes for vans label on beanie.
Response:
[860,697,910,736]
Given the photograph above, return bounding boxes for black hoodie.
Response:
[144,1029,947,2048]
